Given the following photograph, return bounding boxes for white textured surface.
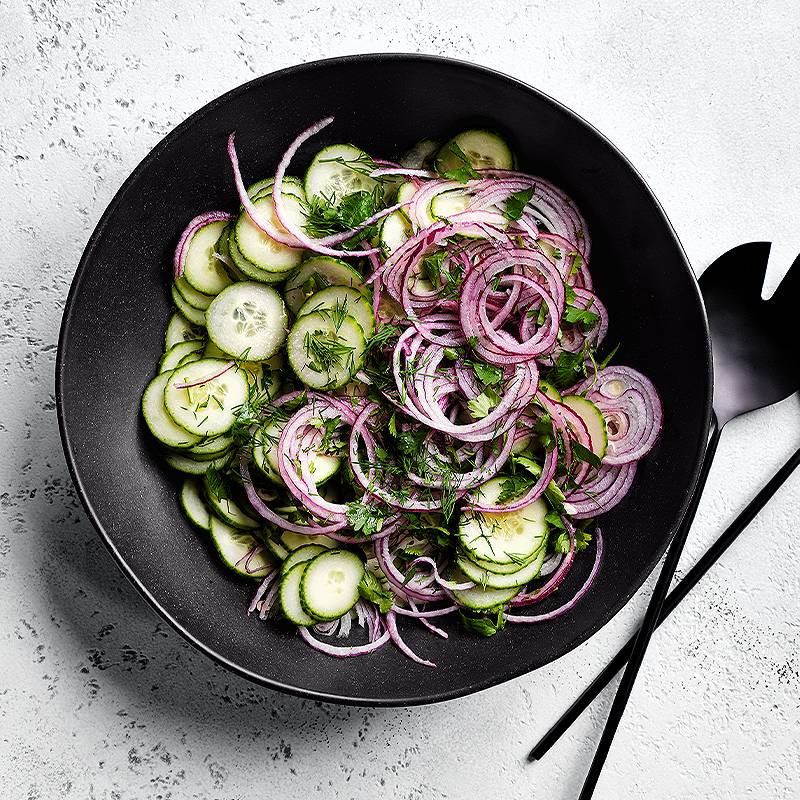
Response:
[2,1,799,797]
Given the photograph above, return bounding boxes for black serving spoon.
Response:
[536,243,800,798]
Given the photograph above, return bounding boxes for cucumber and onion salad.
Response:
[142,117,662,666]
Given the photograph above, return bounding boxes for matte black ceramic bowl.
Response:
[57,54,712,706]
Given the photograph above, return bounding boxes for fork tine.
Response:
[698,241,770,294]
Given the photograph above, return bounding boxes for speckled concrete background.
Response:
[2,1,799,798]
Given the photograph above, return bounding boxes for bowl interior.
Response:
[58,55,711,705]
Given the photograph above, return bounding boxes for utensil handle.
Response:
[575,419,723,799]
[528,439,800,763]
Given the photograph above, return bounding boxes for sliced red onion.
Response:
[505,529,603,622]
[385,611,436,667]
[173,211,234,279]
[298,626,390,657]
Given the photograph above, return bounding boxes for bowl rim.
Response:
[56,52,713,707]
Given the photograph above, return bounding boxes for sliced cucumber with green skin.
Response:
[304,144,379,206]
[281,544,327,575]
[247,175,305,201]
[183,219,232,295]
[174,276,215,311]
[430,189,471,221]
[187,433,233,460]
[159,339,205,373]
[280,531,337,552]
[206,282,287,361]
[469,551,539,575]
[300,549,364,621]
[400,138,440,169]
[457,550,546,590]
[164,358,249,437]
[450,580,518,611]
[165,312,205,349]
[539,380,563,403]
[209,516,273,578]
[280,562,321,625]
[379,210,413,255]
[203,476,259,530]
[171,283,206,326]
[395,181,417,205]
[227,234,287,284]
[252,418,341,486]
[180,477,211,530]
[287,310,366,390]
[266,539,290,562]
[202,340,281,398]
[234,193,306,274]
[142,371,202,449]
[435,129,515,173]
[164,450,232,474]
[283,256,365,314]
[562,395,608,459]
[458,477,548,565]
[297,285,375,338]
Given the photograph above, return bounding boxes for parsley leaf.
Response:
[497,474,534,504]
[460,610,506,637]
[547,350,588,390]
[553,530,571,554]
[563,305,600,326]
[575,529,593,552]
[502,187,534,221]
[471,361,503,386]
[441,142,481,183]
[346,500,388,537]
[467,387,501,419]
[358,571,394,614]
[544,510,566,530]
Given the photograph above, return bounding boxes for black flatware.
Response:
[534,242,800,797]
[57,54,711,705]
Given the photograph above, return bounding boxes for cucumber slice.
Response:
[279,562,320,625]
[300,549,364,621]
[283,256,365,314]
[227,233,288,284]
[187,433,233,460]
[395,181,417,205]
[206,282,287,361]
[203,476,259,530]
[539,380,563,403]
[183,219,232,295]
[180,477,211,531]
[209,516,273,578]
[280,531,337,552]
[234,194,306,274]
[281,544,327,575]
[562,395,608,459]
[174,276,215,311]
[247,176,305,201]
[171,283,206,326]
[142,371,202,449]
[159,339,205,373]
[457,551,546,589]
[304,144,379,206]
[165,312,204,349]
[430,189,471,221]
[286,310,365,390]
[297,285,375,338]
[469,551,539,575]
[379,210,413,255]
[252,418,341,486]
[164,451,232,474]
[400,138,440,169]
[450,580,518,610]
[458,477,548,565]
[435,129,514,173]
[164,358,249,437]
[266,539,290,562]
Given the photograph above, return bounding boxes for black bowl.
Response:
[56,54,711,706]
